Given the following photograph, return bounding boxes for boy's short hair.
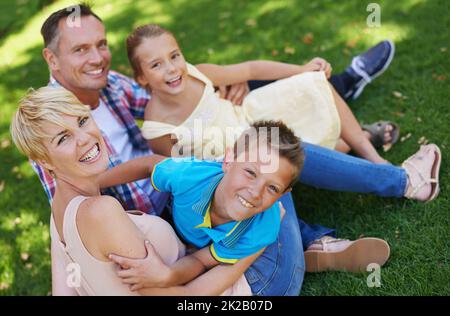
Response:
[233,120,304,188]
[10,87,91,163]
[41,2,102,52]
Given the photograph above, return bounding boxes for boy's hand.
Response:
[217,82,250,106]
[109,240,172,291]
[303,57,332,78]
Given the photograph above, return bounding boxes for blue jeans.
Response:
[245,192,308,296]
[301,142,408,197]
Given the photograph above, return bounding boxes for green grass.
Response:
[0,0,448,295]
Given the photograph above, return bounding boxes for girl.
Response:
[127,24,392,163]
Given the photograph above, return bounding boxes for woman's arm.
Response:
[98,155,167,189]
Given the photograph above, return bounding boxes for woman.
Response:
[10,86,254,295]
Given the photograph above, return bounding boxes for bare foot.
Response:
[402,145,439,201]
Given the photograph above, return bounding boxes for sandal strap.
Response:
[402,160,437,199]
[312,236,347,252]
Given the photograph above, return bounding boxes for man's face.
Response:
[47,15,111,93]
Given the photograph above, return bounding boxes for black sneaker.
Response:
[344,40,395,100]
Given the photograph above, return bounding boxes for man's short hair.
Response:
[41,2,102,52]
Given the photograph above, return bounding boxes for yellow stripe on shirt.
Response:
[210,244,238,264]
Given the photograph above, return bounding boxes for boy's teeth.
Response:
[80,145,99,162]
[238,196,255,208]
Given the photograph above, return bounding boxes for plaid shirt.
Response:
[31,70,169,215]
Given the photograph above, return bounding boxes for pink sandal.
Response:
[402,144,441,202]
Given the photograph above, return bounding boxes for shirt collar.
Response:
[192,173,224,217]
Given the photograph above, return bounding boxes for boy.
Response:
[99,120,304,288]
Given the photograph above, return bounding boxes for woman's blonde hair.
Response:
[10,86,91,163]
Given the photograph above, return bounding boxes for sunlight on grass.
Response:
[0,0,74,70]
[0,243,14,290]
[337,22,412,48]
[256,0,293,16]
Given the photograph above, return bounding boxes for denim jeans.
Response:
[245,192,307,296]
[301,142,408,197]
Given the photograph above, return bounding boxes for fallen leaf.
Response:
[12,166,19,173]
[245,18,257,27]
[21,253,30,261]
[392,91,403,98]
[418,136,429,145]
[271,49,279,57]
[346,39,357,48]
[0,181,4,193]
[284,46,296,55]
[302,33,314,45]
[417,117,422,122]
[207,48,214,55]
[441,47,447,52]
[14,217,21,225]
[1,139,10,149]
[400,133,412,142]
[436,75,446,81]
[391,111,405,118]
[25,263,33,270]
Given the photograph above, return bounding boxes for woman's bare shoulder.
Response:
[77,196,125,230]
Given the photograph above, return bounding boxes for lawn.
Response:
[0,0,448,296]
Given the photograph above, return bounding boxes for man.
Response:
[35,4,399,295]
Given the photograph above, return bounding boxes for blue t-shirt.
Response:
[151,158,281,264]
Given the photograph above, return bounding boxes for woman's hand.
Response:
[303,57,332,78]
[109,240,172,291]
